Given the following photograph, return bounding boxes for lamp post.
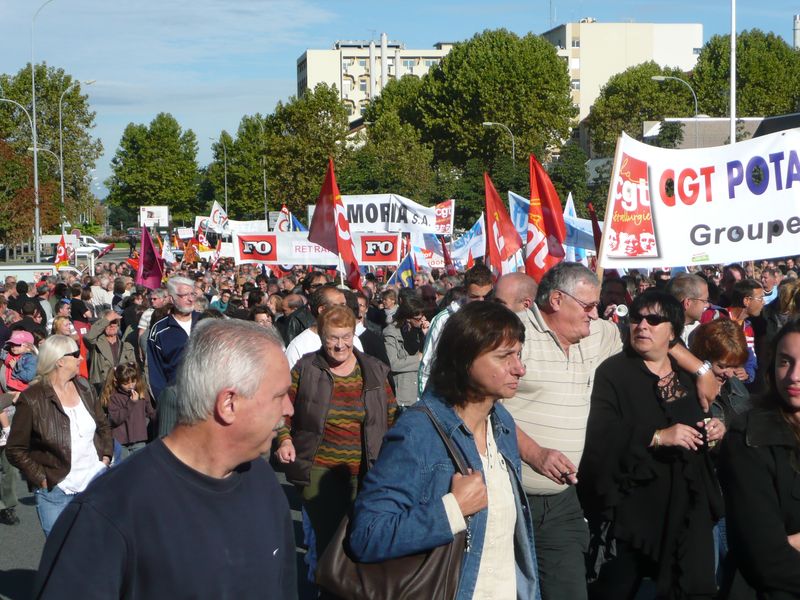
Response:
[210,137,228,214]
[256,118,268,221]
[482,121,515,164]
[59,79,95,236]
[30,0,56,262]
[730,0,737,145]
[651,75,699,148]
[0,97,39,255]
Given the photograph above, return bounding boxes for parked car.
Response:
[126,227,141,239]
[79,235,110,253]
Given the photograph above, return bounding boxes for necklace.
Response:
[656,370,687,403]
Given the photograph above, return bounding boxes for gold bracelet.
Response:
[653,429,661,449]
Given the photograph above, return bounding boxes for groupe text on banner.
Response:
[599,129,800,269]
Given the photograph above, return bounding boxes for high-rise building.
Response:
[297,33,453,121]
[541,19,703,125]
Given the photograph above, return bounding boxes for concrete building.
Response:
[541,18,703,125]
[297,33,453,121]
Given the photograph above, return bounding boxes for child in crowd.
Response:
[0,331,39,445]
[100,363,153,461]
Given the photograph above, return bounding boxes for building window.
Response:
[342,79,352,92]
[403,59,415,69]
[358,58,367,67]
[360,105,367,116]
[571,79,581,90]
[359,79,368,92]
[424,59,439,68]
[570,58,580,70]
[693,47,701,55]
[571,38,580,48]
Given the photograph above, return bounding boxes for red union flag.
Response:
[484,173,523,277]
[525,155,566,282]
[54,234,70,268]
[308,159,362,289]
[605,153,659,259]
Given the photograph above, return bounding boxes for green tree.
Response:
[363,75,424,128]
[259,84,350,215]
[587,62,695,156]
[105,113,200,223]
[652,121,685,149]
[548,141,589,216]
[692,30,800,118]
[0,63,102,232]
[415,29,575,166]
[338,112,437,203]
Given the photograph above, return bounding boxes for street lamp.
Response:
[59,79,95,236]
[651,75,699,148]
[30,0,57,261]
[209,137,228,214]
[256,118,268,221]
[0,97,39,256]
[482,121,515,164]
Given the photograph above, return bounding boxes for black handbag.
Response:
[315,404,470,600]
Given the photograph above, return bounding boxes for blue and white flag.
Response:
[387,252,416,288]
[508,191,529,244]
[451,213,485,264]
[563,193,588,264]
[291,214,308,232]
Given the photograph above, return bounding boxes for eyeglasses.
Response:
[557,289,599,312]
[175,292,197,299]
[746,295,765,303]
[62,350,81,358]
[324,333,354,344]
[689,297,710,305]
[629,313,671,326]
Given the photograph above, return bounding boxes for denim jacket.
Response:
[349,391,540,600]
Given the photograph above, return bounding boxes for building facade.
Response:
[541,19,703,124]
[297,33,453,121]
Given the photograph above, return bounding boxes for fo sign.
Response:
[238,235,277,262]
[360,235,400,263]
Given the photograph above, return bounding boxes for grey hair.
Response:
[665,273,706,301]
[175,319,285,425]
[536,262,598,308]
[151,287,169,299]
[35,334,79,384]
[166,276,195,296]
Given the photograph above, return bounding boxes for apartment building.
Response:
[297,33,453,120]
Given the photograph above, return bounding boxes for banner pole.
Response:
[338,253,345,288]
[595,134,626,282]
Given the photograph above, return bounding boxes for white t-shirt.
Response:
[58,401,107,494]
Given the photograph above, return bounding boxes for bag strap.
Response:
[415,404,471,476]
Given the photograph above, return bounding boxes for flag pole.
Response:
[338,253,345,288]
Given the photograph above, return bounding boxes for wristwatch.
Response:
[694,360,712,377]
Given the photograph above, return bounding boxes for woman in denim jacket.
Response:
[349,302,540,600]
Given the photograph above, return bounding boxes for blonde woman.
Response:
[7,335,112,535]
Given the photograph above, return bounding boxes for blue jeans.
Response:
[35,486,76,536]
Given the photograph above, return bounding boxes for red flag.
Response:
[438,235,456,276]
[308,159,362,290]
[136,227,164,290]
[484,173,523,277]
[587,202,603,253]
[466,248,475,270]
[54,234,70,268]
[524,155,566,282]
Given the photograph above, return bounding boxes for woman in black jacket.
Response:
[717,319,800,599]
[579,290,724,599]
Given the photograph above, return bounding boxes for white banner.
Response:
[599,130,800,269]
[232,232,401,266]
[139,206,169,227]
[194,217,270,234]
[307,195,455,235]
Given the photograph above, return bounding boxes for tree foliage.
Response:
[415,29,575,166]
[0,63,102,231]
[105,113,200,223]
[693,30,800,118]
[587,62,696,155]
[548,141,589,216]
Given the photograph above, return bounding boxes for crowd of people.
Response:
[0,253,799,599]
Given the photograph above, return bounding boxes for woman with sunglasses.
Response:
[578,290,723,599]
[7,334,112,536]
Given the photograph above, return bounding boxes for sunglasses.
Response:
[62,350,81,358]
[630,313,670,326]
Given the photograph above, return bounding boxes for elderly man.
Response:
[506,262,718,600]
[34,319,297,599]
[147,276,200,402]
[494,271,538,313]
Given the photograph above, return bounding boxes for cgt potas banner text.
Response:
[599,129,800,269]
[232,232,401,266]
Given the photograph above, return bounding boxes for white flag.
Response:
[208,200,229,233]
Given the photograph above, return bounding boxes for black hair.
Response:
[429,302,525,406]
[629,289,684,345]
[395,296,426,326]
[730,278,763,308]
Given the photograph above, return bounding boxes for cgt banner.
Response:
[599,129,800,269]
[307,195,455,235]
[232,232,401,266]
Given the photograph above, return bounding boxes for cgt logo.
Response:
[239,235,278,261]
[361,235,399,263]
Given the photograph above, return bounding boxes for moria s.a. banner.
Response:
[599,129,800,269]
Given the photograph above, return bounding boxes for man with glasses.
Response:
[666,273,710,346]
[723,279,765,387]
[147,276,201,402]
[506,262,718,600]
[137,288,169,358]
